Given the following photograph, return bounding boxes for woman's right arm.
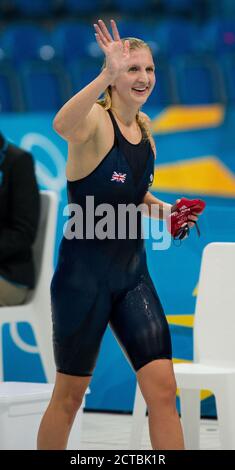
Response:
[52,69,112,143]
[53,19,130,144]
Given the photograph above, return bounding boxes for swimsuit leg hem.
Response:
[56,368,93,378]
[135,355,173,373]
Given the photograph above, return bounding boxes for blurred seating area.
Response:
[0,0,235,111]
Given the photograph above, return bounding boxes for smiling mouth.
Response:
[132,87,149,95]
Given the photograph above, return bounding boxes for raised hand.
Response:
[94,19,130,80]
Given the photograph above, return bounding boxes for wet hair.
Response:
[97,37,154,144]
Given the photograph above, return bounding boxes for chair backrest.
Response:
[29,190,58,300]
[194,242,235,366]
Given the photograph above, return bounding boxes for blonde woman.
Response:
[37,19,194,450]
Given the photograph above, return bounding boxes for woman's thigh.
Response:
[109,272,172,373]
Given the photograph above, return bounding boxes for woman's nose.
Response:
[137,75,148,85]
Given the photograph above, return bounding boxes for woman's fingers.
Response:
[94,23,109,46]
[189,215,198,222]
[94,32,107,51]
[95,19,121,44]
[110,19,121,41]
[97,19,113,42]
[188,213,198,228]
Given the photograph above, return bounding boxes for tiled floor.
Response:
[80,412,220,450]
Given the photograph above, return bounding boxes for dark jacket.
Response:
[0,133,40,288]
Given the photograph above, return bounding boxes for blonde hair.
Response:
[97,37,153,145]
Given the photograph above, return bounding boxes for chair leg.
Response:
[129,382,147,450]
[215,378,235,450]
[179,389,201,450]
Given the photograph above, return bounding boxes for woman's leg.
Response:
[37,372,91,450]
[47,272,112,449]
[137,359,184,450]
[109,272,184,450]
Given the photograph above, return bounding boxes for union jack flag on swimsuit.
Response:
[111,171,127,183]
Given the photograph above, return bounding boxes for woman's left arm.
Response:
[142,191,172,220]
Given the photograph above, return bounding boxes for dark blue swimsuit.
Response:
[51,109,172,376]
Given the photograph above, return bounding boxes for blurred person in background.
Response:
[38,19,202,450]
[0,132,40,306]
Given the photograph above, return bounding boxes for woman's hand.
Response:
[168,197,205,240]
[175,198,199,228]
[94,19,130,80]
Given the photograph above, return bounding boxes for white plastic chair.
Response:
[174,242,235,450]
[129,242,235,450]
[0,190,58,383]
[0,381,90,449]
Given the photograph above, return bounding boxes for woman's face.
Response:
[112,47,156,107]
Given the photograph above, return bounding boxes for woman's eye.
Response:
[129,67,154,72]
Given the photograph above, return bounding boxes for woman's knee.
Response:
[137,359,177,407]
[51,372,90,415]
[60,393,83,416]
[147,378,177,408]
[156,379,177,406]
